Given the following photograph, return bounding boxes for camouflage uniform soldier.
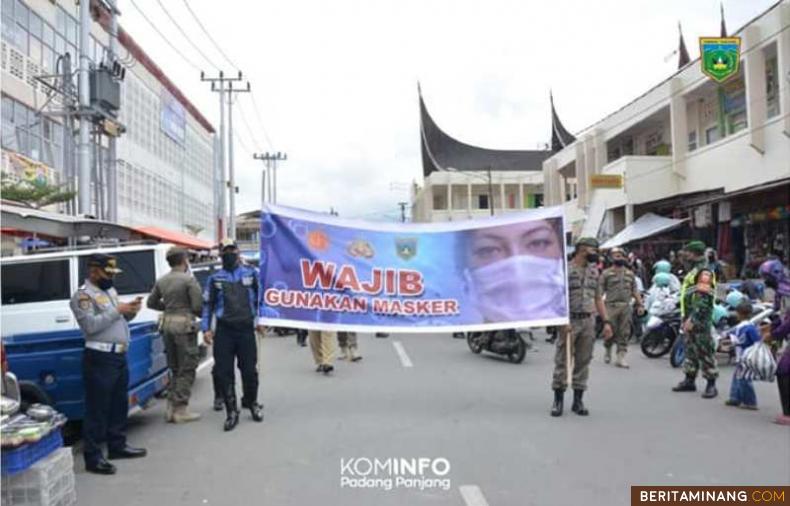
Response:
[600,247,644,368]
[147,247,203,423]
[551,238,613,417]
[673,240,718,398]
[337,332,362,362]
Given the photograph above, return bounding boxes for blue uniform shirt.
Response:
[201,264,260,331]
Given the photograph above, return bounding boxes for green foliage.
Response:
[0,174,76,209]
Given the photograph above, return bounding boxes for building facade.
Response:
[411,88,555,222]
[543,0,790,273]
[1,0,216,241]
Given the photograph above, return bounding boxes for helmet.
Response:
[758,259,785,283]
[712,304,728,325]
[652,272,671,287]
[724,290,745,309]
[654,260,671,274]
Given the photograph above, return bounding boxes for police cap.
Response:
[87,253,123,274]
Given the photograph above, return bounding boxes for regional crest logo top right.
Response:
[699,37,741,83]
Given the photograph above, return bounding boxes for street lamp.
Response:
[443,166,495,217]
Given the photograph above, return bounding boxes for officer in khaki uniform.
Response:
[337,332,362,362]
[147,247,203,423]
[600,247,644,368]
[70,254,147,475]
[309,330,336,374]
[551,238,612,417]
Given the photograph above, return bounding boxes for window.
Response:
[688,131,697,152]
[478,194,489,209]
[1,260,71,304]
[78,251,156,295]
[766,56,779,118]
[705,126,720,145]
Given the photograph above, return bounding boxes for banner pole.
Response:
[565,326,573,388]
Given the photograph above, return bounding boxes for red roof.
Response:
[132,226,212,250]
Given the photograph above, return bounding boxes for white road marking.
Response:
[197,357,215,374]
[459,485,490,506]
[392,341,413,368]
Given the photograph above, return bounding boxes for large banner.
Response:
[258,204,569,332]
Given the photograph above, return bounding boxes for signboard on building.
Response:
[160,89,186,144]
[589,174,623,189]
[699,37,741,83]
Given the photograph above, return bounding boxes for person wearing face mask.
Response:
[600,247,644,368]
[70,254,147,475]
[463,219,567,323]
[551,238,613,417]
[202,239,265,431]
[147,247,203,424]
[758,259,790,425]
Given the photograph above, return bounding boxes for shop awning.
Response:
[131,226,212,250]
[1,203,133,240]
[601,213,687,249]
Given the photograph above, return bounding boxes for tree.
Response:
[0,174,76,209]
[184,224,204,236]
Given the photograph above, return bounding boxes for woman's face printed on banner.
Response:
[463,219,566,322]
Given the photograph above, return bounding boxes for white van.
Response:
[1,243,176,337]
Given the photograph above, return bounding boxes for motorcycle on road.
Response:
[466,329,530,364]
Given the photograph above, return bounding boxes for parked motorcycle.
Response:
[641,308,681,358]
[466,329,530,364]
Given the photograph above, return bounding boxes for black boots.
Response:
[249,402,264,422]
[701,378,718,399]
[550,389,564,417]
[223,389,239,432]
[571,389,589,416]
[673,375,697,392]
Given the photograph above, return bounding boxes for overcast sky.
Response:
[119,0,778,220]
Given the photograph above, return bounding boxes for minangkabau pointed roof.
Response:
[419,85,552,177]
[550,92,576,152]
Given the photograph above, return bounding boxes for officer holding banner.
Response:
[551,238,612,417]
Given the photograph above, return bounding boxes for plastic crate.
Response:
[2,448,76,506]
[1,430,63,477]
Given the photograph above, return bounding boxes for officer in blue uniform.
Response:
[202,239,264,431]
[69,254,147,475]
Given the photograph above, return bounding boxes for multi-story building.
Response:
[543,0,789,274]
[411,88,573,223]
[1,0,216,241]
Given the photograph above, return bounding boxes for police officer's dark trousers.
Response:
[214,320,258,408]
[82,348,128,465]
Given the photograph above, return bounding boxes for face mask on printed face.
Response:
[222,252,238,270]
[466,254,566,322]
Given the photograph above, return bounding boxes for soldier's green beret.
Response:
[683,240,706,255]
[575,237,599,248]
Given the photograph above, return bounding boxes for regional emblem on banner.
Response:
[699,37,741,83]
[395,238,417,260]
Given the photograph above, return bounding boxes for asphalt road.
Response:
[74,332,790,506]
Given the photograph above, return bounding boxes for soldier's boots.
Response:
[213,398,224,411]
[673,375,697,392]
[701,378,718,399]
[172,405,201,423]
[604,347,612,364]
[223,391,240,432]
[571,389,589,416]
[615,351,629,369]
[165,401,175,423]
[550,389,564,417]
[248,402,264,422]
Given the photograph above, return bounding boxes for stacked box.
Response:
[1,448,76,506]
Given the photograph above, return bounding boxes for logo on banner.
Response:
[307,229,330,251]
[395,238,418,260]
[347,239,375,259]
[699,37,741,83]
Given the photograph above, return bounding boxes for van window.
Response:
[1,260,71,304]
[78,251,156,295]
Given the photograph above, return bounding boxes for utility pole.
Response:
[225,80,251,240]
[106,0,119,222]
[398,202,408,223]
[253,152,287,205]
[252,153,269,209]
[77,0,92,215]
[203,70,243,240]
[486,165,495,217]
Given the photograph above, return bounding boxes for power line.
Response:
[248,92,275,150]
[237,103,263,152]
[155,0,219,71]
[180,0,239,71]
[128,0,201,71]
